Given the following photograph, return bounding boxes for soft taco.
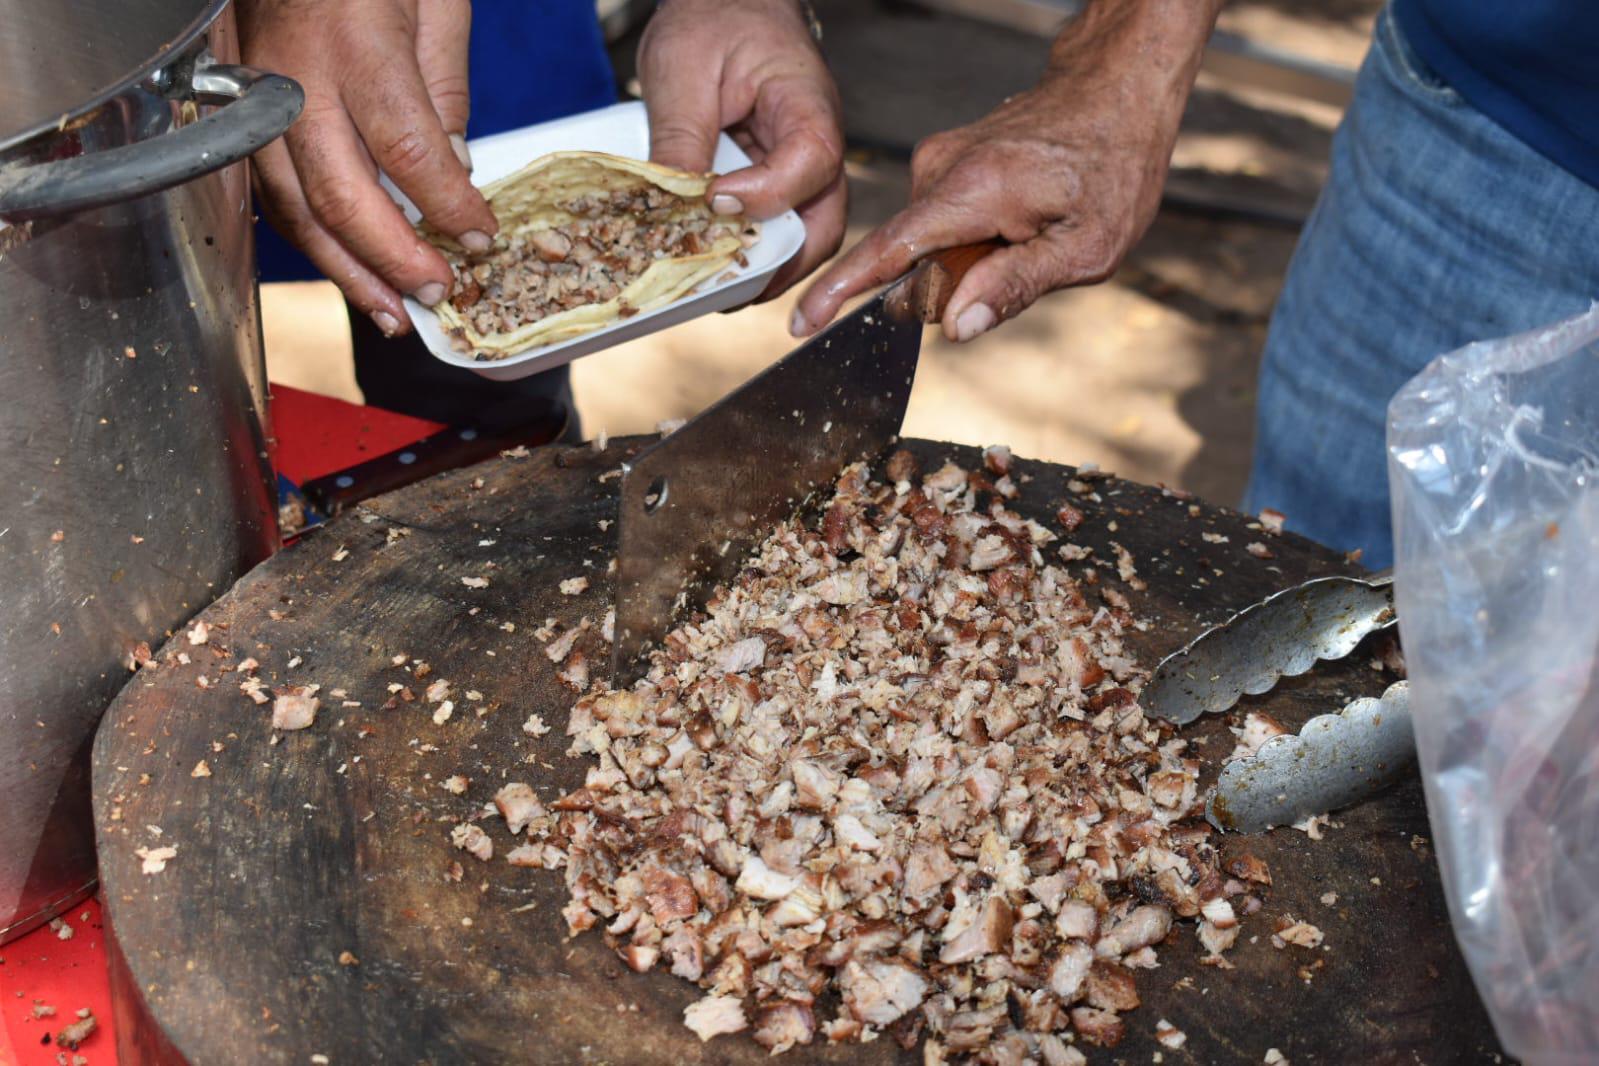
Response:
[417,151,759,360]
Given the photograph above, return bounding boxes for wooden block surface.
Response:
[93,438,1503,1064]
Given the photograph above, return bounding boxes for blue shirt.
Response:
[256,0,617,282]
[1394,0,1599,189]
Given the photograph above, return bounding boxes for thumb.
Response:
[709,82,841,219]
[941,225,1095,342]
[640,61,723,175]
[645,97,722,176]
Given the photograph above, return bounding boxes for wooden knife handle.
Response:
[895,240,1005,324]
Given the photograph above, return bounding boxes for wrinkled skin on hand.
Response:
[795,0,1221,342]
[241,0,844,335]
[639,0,846,300]
[240,0,495,336]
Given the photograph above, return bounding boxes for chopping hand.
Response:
[791,0,1222,343]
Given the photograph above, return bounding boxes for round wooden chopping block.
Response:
[92,438,1505,1065]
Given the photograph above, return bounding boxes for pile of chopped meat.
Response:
[488,450,1268,1059]
[443,185,747,339]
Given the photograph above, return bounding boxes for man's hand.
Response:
[793,0,1221,342]
[639,0,846,300]
[239,0,495,336]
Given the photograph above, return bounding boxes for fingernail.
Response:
[413,282,446,306]
[372,310,401,336]
[954,302,997,342]
[459,230,493,254]
[790,308,810,337]
[711,194,745,216]
[450,133,472,171]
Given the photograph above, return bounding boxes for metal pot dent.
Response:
[0,0,302,941]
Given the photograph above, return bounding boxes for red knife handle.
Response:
[894,240,1005,324]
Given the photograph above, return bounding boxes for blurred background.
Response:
[262,0,1381,506]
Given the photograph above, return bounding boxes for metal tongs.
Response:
[1142,571,1413,833]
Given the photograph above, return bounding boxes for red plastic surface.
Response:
[268,383,445,485]
[0,897,115,1066]
[0,387,439,1066]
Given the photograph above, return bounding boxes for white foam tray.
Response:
[389,101,805,382]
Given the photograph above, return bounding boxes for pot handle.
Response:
[0,56,303,223]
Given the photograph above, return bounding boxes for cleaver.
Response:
[611,242,997,684]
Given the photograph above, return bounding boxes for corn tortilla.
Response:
[417,151,756,359]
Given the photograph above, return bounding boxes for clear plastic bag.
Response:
[1388,304,1599,1064]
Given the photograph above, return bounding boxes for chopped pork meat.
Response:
[493,783,544,835]
[56,1012,97,1050]
[1055,900,1099,941]
[683,994,747,1042]
[938,894,1013,964]
[717,636,767,674]
[1049,942,1094,1001]
[482,453,1265,1058]
[450,823,493,862]
[841,958,928,1026]
[1040,1035,1087,1066]
[1274,918,1325,949]
[753,1002,815,1053]
[1069,1006,1126,1048]
[1228,852,1273,885]
[735,856,800,900]
[1095,905,1173,957]
[441,185,741,347]
[1085,960,1141,1011]
[271,688,318,731]
[1199,919,1240,957]
[641,865,698,924]
[791,758,842,810]
[136,845,177,875]
[1202,896,1238,929]
[1230,711,1289,761]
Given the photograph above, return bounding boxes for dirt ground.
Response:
[262,0,1380,507]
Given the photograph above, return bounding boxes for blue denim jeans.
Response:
[1242,5,1599,569]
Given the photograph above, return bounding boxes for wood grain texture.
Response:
[92,438,1505,1065]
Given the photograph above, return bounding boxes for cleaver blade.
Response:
[611,243,996,685]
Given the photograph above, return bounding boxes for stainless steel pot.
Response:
[0,0,302,942]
